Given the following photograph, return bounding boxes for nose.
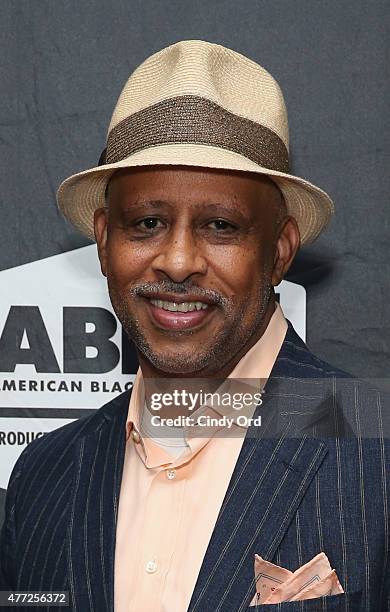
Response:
[151,225,208,283]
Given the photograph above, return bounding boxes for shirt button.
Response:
[166,469,176,480]
[145,560,157,573]
[131,430,141,443]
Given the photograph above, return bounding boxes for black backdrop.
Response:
[0,0,389,525]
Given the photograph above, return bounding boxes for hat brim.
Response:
[56,143,334,245]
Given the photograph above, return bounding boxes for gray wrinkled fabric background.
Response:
[0,0,389,524]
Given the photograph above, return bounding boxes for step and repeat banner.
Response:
[1,1,388,525]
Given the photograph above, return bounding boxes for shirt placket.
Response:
[130,435,192,611]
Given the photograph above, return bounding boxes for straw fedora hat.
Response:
[57,39,334,245]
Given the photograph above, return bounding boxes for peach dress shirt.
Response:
[114,302,288,611]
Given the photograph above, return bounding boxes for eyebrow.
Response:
[121,199,247,216]
[121,199,171,210]
[118,199,253,226]
[192,202,244,216]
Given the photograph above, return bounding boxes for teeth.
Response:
[150,299,209,312]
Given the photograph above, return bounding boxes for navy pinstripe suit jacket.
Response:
[1,321,389,611]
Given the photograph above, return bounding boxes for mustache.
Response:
[129,280,229,307]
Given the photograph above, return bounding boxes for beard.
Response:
[108,275,273,376]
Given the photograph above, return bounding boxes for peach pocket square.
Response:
[249,552,344,605]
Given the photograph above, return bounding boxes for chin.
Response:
[143,349,212,375]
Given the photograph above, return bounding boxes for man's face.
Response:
[94,165,297,376]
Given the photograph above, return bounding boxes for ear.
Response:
[271,216,300,286]
[94,207,108,277]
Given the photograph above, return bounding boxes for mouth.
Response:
[142,294,217,331]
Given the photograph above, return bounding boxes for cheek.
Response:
[105,238,152,284]
[209,245,268,297]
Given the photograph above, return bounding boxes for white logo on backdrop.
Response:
[0,245,306,487]
[0,419,76,489]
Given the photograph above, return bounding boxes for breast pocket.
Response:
[247,589,362,611]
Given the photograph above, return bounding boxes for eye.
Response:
[206,219,238,232]
[136,217,164,231]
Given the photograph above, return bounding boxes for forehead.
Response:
[107,165,282,210]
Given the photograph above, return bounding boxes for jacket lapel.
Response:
[187,422,328,611]
[67,393,129,612]
[188,324,330,612]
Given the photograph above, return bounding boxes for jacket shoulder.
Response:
[6,389,131,502]
[21,389,131,458]
[276,321,353,379]
[278,321,390,433]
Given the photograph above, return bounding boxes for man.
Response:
[0,40,389,611]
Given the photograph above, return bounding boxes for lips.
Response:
[145,297,215,330]
[150,298,208,312]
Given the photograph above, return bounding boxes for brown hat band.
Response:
[104,95,290,173]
